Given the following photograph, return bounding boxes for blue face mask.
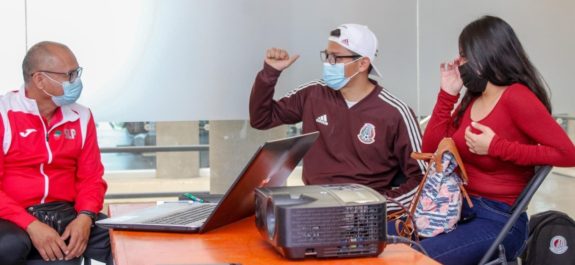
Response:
[42,74,83,106]
[322,59,361,90]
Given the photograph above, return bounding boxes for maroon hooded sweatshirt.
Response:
[249,63,424,211]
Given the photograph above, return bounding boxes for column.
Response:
[209,120,287,194]
[155,121,200,179]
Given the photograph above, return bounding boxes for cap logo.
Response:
[341,39,349,46]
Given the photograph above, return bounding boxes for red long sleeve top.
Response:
[423,83,575,205]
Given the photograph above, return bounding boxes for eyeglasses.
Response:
[320,50,361,65]
[35,67,83,82]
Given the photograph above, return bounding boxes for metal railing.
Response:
[102,119,433,199]
[102,145,209,199]
[100,145,208,154]
[101,114,572,200]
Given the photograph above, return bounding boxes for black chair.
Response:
[479,165,553,265]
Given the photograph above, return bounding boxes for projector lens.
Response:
[266,199,276,240]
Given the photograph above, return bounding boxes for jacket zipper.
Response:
[39,118,53,204]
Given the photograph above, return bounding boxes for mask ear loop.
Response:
[38,73,61,97]
[345,57,364,80]
[41,72,64,85]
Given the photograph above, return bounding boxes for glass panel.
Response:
[98,120,301,198]
[98,122,157,171]
[24,0,417,121]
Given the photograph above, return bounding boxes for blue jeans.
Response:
[388,196,528,265]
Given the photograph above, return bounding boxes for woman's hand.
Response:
[440,58,464,96]
[465,122,495,155]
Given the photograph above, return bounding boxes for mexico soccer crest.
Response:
[358,123,376,144]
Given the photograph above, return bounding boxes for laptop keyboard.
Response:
[143,204,217,225]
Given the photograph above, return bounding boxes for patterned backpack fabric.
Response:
[413,151,471,237]
[390,138,473,238]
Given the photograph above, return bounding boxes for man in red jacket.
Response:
[249,24,425,211]
[0,41,111,264]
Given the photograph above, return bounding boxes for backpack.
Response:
[389,138,473,238]
[521,210,575,265]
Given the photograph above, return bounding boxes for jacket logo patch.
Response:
[357,123,376,144]
[550,235,568,254]
[19,129,37,138]
[315,114,328,126]
[64,129,76,140]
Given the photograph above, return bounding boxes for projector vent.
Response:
[322,243,381,257]
[288,205,384,245]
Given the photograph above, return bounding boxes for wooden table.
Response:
[109,203,440,265]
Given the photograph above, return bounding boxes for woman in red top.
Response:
[395,16,575,265]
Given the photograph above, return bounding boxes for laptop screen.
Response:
[200,131,319,232]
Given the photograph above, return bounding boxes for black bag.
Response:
[27,201,77,235]
[521,210,575,265]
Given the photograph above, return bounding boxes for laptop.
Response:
[96,131,319,233]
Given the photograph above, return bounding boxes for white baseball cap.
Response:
[328,24,382,77]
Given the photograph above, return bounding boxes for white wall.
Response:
[14,0,416,122]
[0,0,573,121]
[0,2,26,91]
[418,0,575,115]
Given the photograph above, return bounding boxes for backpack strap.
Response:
[387,152,434,239]
[459,184,473,208]
[390,137,474,238]
[410,138,474,209]
[411,152,433,161]
[434,138,473,208]
[434,138,469,184]
[408,152,434,214]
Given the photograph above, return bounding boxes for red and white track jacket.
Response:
[0,88,106,229]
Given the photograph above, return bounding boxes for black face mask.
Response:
[459,63,487,93]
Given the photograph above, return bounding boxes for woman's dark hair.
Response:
[454,15,551,126]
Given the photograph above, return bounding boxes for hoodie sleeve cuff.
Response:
[17,213,37,230]
[262,62,282,77]
[74,201,101,215]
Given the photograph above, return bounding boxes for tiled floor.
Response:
[529,168,575,217]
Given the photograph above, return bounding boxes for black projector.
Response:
[255,184,387,259]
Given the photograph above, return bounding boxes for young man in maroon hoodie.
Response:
[250,24,424,211]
